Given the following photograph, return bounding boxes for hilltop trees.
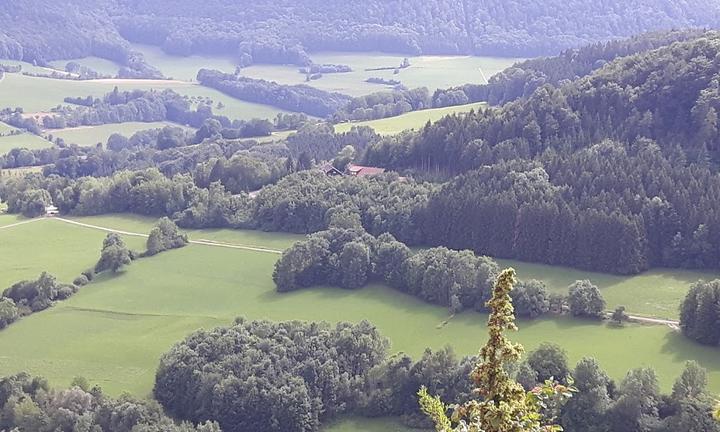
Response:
[95,233,132,274]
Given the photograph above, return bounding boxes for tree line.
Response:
[0,373,220,432]
[108,0,720,63]
[272,226,608,319]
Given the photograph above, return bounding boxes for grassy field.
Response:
[48,57,122,76]
[0,121,53,152]
[0,132,52,152]
[0,74,288,121]
[131,44,238,81]
[51,121,193,147]
[0,214,719,412]
[239,52,521,97]
[121,47,519,97]
[497,258,718,320]
[334,102,485,135]
[0,218,146,289]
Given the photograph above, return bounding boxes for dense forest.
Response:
[3,0,720,69]
[151,315,720,432]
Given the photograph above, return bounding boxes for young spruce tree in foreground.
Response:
[419,268,575,432]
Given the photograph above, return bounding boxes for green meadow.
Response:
[0,132,52,152]
[0,73,288,120]
[497,258,718,320]
[127,46,519,97]
[51,121,193,147]
[239,52,521,97]
[0,213,719,413]
[48,57,123,76]
[0,121,53,152]
[130,44,238,81]
[334,102,485,135]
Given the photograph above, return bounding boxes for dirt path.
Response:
[53,217,282,255]
[0,218,43,230]
[626,314,680,329]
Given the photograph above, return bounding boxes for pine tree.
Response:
[418,268,574,432]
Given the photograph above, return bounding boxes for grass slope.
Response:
[0,214,718,406]
[0,74,288,121]
[334,102,485,135]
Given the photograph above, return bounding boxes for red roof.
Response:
[347,164,385,177]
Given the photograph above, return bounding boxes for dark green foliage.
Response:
[273,228,501,314]
[560,358,612,432]
[145,217,189,256]
[434,29,707,107]
[0,373,219,432]
[679,280,720,346]
[198,69,353,117]
[526,343,570,383]
[253,171,434,244]
[607,368,661,432]
[334,88,432,122]
[95,233,132,273]
[511,279,550,318]
[568,280,606,318]
[154,318,389,432]
[0,298,19,329]
[76,0,720,63]
[2,272,76,313]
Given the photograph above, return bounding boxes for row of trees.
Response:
[273,226,608,319]
[0,373,219,432]
[197,69,353,117]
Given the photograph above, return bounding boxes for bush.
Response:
[73,274,90,286]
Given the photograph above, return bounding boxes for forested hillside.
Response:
[2,0,720,67]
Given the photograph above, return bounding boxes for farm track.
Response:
[0,218,42,230]
[53,217,283,255]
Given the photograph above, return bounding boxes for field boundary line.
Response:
[53,217,282,255]
[0,217,43,230]
[62,305,224,321]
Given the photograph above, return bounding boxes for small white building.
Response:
[45,205,59,216]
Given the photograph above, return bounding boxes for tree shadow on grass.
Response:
[660,330,720,374]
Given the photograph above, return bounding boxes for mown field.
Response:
[239,52,521,97]
[131,44,238,81]
[51,121,193,147]
[334,102,485,135]
[497,258,719,320]
[0,73,289,121]
[48,57,123,76]
[0,121,53,152]
[0,213,719,415]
